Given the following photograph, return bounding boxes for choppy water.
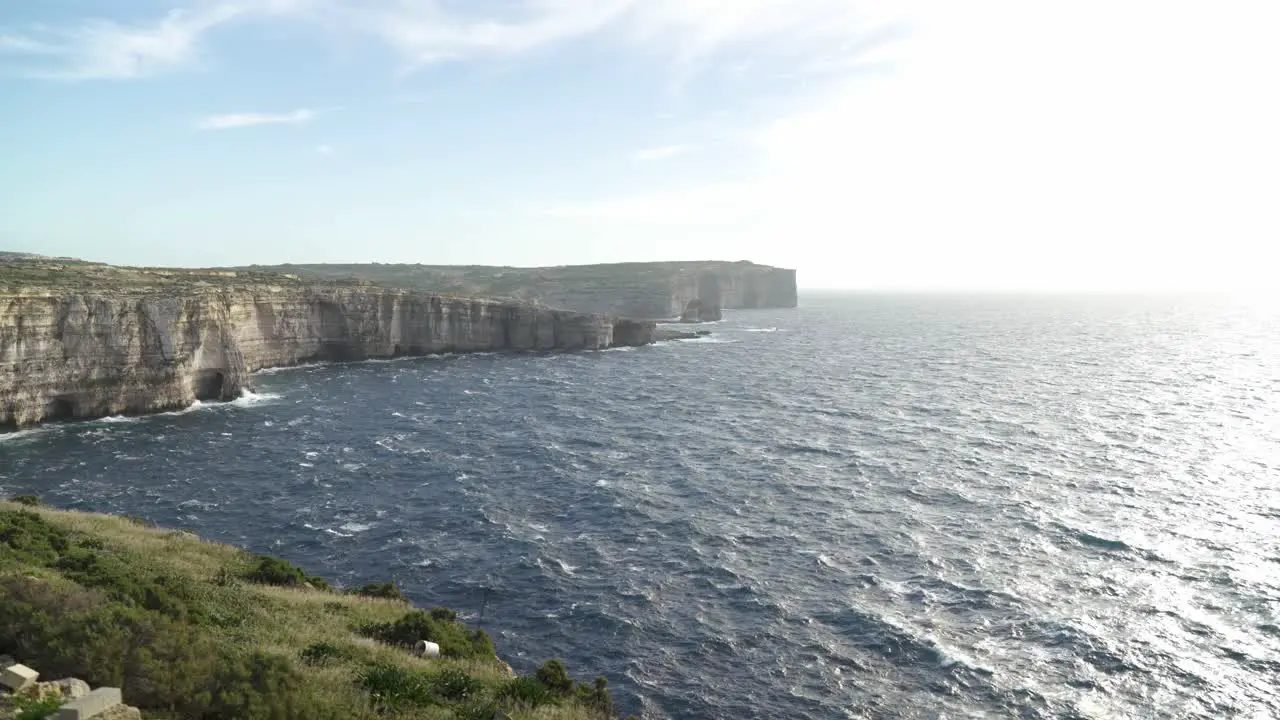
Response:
[3,293,1280,719]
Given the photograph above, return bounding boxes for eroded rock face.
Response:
[0,287,655,428]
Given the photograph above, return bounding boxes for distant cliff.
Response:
[0,262,656,428]
[242,261,799,321]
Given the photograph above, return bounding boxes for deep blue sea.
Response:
[3,293,1279,719]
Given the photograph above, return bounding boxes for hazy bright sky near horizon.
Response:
[1,1,1277,290]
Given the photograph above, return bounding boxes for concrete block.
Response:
[0,663,38,691]
[415,640,441,658]
[56,687,122,720]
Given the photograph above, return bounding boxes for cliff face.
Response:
[0,286,654,428]
[244,261,799,321]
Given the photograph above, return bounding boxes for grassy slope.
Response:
[0,501,620,720]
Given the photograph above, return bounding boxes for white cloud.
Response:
[197,109,319,130]
[371,0,633,66]
[5,0,878,80]
[0,1,302,80]
[0,34,58,54]
[633,144,688,162]
[361,0,879,74]
[542,1,1280,292]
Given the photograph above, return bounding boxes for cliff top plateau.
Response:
[238,259,799,320]
[0,256,371,297]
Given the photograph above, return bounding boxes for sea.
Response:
[2,292,1278,719]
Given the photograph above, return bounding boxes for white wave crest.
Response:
[232,389,281,407]
[162,400,206,416]
[652,336,737,348]
[253,362,327,375]
[543,556,577,575]
[0,428,45,444]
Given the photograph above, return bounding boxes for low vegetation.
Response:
[0,256,364,295]
[0,498,631,720]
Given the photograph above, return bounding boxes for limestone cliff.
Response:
[0,277,655,428]
[243,260,799,321]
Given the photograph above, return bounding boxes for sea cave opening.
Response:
[46,396,76,421]
[194,370,227,401]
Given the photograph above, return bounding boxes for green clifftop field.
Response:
[0,499,625,720]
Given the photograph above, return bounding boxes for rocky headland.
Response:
[0,259,659,428]
[240,260,799,323]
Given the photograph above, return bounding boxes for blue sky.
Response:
[2,1,1278,290]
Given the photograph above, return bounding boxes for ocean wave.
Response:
[650,336,737,348]
[7,295,1279,720]
[0,428,47,444]
[161,399,207,416]
[253,362,328,375]
[540,556,578,576]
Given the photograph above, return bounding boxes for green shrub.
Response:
[535,659,574,696]
[9,494,40,507]
[0,508,71,565]
[14,695,64,720]
[299,641,349,666]
[579,675,615,715]
[430,668,483,702]
[212,566,241,587]
[359,664,436,710]
[52,548,214,625]
[353,581,406,601]
[456,700,501,720]
[498,676,552,708]
[245,554,330,591]
[200,651,319,719]
[358,609,495,660]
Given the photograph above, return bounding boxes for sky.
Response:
[1,1,1278,291]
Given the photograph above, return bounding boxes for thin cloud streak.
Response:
[0,34,58,54]
[197,109,320,130]
[0,1,297,80]
[3,0,881,80]
[633,144,688,161]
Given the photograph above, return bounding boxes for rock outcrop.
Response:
[1,655,140,720]
[0,279,657,428]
